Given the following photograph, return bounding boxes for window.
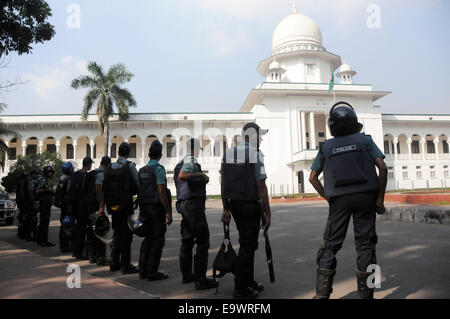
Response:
[416,171,422,179]
[318,132,325,138]
[445,171,449,178]
[110,143,117,159]
[384,141,390,154]
[129,143,137,158]
[9,148,17,160]
[93,144,97,159]
[443,140,449,154]
[397,143,401,154]
[47,144,56,154]
[66,144,74,159]
[426,141,435,153]
[402,172,409,180]
[306,142,310,149]
[388,172,395,180]
[26,145,37,156]
[306,64,316,76]
[430,166,436,178]
[411,141,420,154]
[86,144,91,158]
[167,142,176,158]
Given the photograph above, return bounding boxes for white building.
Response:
[1,8,449,195]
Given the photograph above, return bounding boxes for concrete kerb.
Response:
[378,207,450,225]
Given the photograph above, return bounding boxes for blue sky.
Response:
[1,0,449,115]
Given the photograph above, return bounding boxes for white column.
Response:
[309,112,316,150]
[300,112,306,150]
[38,141,44,154]
[56,142,61,155]
[227,137,233,150]
[90,141,95,159]
[73,141,78,161]
[325,113,331,139]
[407,138,412,160]
[22,142,26,157]
[210,138,215,160]
[176,138,181,162]
[141,142,146,164]
[420,138,426,161]
[393,138,398,160]
[4,141,9,170]
[434,138,440,160]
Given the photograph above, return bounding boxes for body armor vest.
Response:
[174,160,206,201]
[322,133,379,198]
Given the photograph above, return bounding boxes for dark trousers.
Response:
[59,207,71,251]
[17,205,26,238]
[139,203,167,274]
[72,215,106,259]
[179,198,210,279]
[317,192,378,272]
[229,201,261,292]
[36,201,52,243]
[23,205,37,240]
[109,206,134,267]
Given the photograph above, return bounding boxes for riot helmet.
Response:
[61,162,74,175]
[93,214,113,244]
[127,215,147,238]
[328,102,363,137]
[43,166,55,177]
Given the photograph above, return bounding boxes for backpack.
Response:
[103,161,137,206]
[212,224,238,294]
[54,176,71,208]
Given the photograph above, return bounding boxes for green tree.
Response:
[71,62,137,156]
[0,0,55,59]
[1,151,63,193]
[0,103,20,170]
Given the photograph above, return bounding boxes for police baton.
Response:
[263,229,275,283]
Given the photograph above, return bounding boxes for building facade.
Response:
[1,8,449,195]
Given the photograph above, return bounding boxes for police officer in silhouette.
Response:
[137,140,172,281]
[221,123,272,299]
[174,138,217,290]
[35,166,56,247]
[309,102,388,299]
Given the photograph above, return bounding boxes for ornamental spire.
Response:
[293,1,297,14]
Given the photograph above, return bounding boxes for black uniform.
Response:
[70,169,104,260]
[103,157,138,271]
[137,162,168,278]
[174,157,209,282]
[16,173,28,239]
[55,174,72,252]
[221,142,267,294]
[311,132,385,298]
[35,177,54,244]
[23,177,38,241]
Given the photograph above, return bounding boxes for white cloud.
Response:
[22,55,87,100]
[208,27,253,56]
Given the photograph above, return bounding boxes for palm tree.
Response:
[0,103,21,170]
[71,62,137,156]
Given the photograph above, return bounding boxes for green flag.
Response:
[328,71,335,92]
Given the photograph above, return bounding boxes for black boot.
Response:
[314,268,336,299]
[180,250,194,284]
[195,277,218,291]
[109,246,120,271]
[356,270,374,299]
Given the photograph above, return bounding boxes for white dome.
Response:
[339,63,352,72]
[269,60,281,70]
[272,13,323,53]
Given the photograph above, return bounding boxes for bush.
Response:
[1,152,63,193]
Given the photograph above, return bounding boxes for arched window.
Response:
[46,144,56,154]
[66,144,74,159]
[86,144,91,158]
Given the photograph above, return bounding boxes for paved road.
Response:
[1,201,450,299]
